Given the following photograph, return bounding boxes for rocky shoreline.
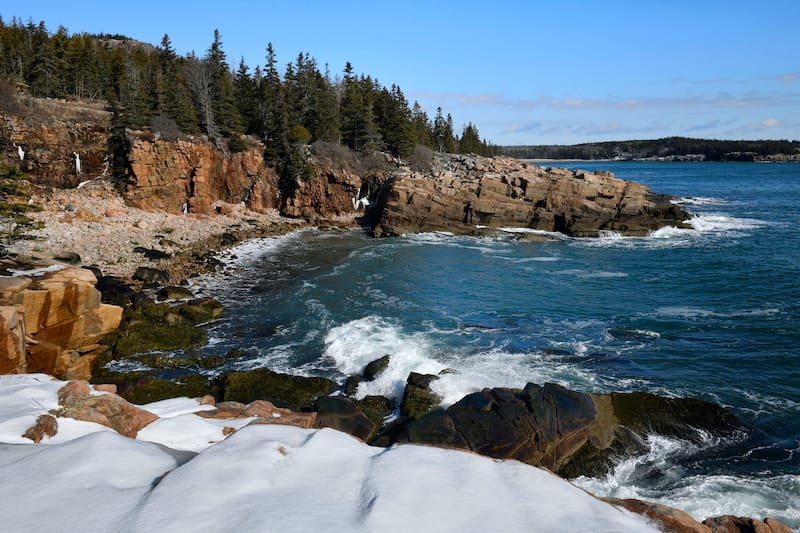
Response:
[1,97,792,531]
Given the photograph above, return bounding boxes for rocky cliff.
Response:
[124,136,279,214]
[1,96,111,188]
[371,154,689,237]
[3,96,689,237]
[0,266,122,380]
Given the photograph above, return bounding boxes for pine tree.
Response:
[259,42,289,163]
[433,107,456,153]
[206,29,242,138]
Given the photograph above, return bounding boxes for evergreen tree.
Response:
[259,42,289,163]
[206,29,242,138]
[433,107,456,153]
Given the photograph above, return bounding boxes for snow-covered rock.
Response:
[0,374,660,532]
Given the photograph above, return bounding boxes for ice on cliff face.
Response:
[0,374,657,532]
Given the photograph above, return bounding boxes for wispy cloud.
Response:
[503,120,667,138]
[750,117,782,130]
[410,90,800,111]
[684,118,738,133]
[767,72,800,82]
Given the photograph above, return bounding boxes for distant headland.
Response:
[500,136,800,162]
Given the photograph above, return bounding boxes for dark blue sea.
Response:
[189,161,799,526]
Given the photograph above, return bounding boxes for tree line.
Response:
[501,137,800,161]
[0,17,497,173]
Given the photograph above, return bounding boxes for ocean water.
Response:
[192,161,800,526]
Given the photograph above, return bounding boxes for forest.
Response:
[501,137,800,161]
[0,17,497,175]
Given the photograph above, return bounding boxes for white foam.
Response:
[323,316,445,400]
[671,196,729,206]
[685,214,766,233]
[498,227,570,240]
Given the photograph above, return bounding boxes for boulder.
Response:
[0,267,123,379]
[363,354,391,381]
[57,380,157,438]
[702,516,794,533]
[314,396,377,441]
[392,382,744,478]
[400,372,441,419]
[133,267,170,285]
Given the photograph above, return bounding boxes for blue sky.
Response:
[4,0,799,145]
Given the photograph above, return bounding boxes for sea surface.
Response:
[191,161,800,526]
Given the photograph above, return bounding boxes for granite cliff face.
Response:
[124,136,279,214]
[1,97,111,188]
[371,154,690,237]
[0,267,122,380]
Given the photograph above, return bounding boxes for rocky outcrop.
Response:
[371,154,689,237]
[1,97,112,188]
[282,165,365,220]
[125,136,279,214]
[391,382,742,477]
[0,267,122,380]
[605,498,795,533]
[56,379,157,438]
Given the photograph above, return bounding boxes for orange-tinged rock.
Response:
[22,414,58,443]
[57,380,158,438]
[0,306,26,374]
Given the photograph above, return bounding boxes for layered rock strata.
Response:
[371,154,690,237]
[0,267,122,380]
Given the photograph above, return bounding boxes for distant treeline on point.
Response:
[500,137,800,161]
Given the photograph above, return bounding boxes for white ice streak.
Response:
[6,263,65,277]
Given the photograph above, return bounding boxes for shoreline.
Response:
[5,179,320,281]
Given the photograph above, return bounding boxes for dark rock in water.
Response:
[133,246,171,260]
[53,251,81,265]
[354,395,394,433]
[225,348,247,359]
[610,391,742,442]
[96,275,137,306]
[175,298,224,323]
[314,396,377,441]
[220,368,338,410]
[344,375,362,396]
[197,355,225,370]
[389,381,745,478]
[133,267,170,285]
[400,372,441,419]
[363,355,391,381]
[157,286,195,301]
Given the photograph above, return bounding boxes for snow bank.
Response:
[0,374,658,532]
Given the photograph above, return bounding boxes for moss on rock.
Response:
[220,368,338,410]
